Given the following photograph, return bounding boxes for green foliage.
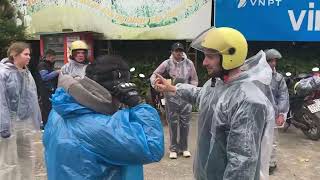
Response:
[0,0,27,58]
[277,54,320,75]
[247,42,320,76]
[128,61,158,100]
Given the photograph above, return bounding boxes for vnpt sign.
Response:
[215,0,320,41]
[289,2,320,31]
[237,0,282,8]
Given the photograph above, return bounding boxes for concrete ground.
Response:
[35,113,320,180]
[144,113,320,180]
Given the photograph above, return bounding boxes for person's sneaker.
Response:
[169,152,177,159]
[182,151,191,158]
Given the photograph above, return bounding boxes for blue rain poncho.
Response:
[43,87,164,180]
[175,51,275,180]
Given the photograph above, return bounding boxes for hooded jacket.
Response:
[43,74,164,180]
[0,58,41,133]
[175,51,275,180]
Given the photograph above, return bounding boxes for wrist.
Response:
[169,85,177,92]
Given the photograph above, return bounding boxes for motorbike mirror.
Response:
[312,67,319,72]
[139,74,145,78]
[285,72,292,77]
[130,67,136,72]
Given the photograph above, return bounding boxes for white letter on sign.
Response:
[268,0,274,6]
[288,10,306,31]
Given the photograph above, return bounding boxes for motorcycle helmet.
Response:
[191,27,248,70]
[70,40,88,53]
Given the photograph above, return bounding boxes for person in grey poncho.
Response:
[150,42,198,159]
[61,40,90,77]
[154,27,275,180]
[0,42,42,180]
[264,49,290,174]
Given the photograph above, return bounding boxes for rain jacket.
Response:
[38,58,58,91]
[61,59,88,77]
[175,51,275,180]
[43,75,164,180]
[0,58,41,133]
[295,75,320,95]
[0,58,42,180]
[150,57,198,152]
[270,71,290,118]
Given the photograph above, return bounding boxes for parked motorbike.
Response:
[284,72,320,140]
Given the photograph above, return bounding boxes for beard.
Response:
[208,65,224,79]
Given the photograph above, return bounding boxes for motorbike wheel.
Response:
[301,111,320,140]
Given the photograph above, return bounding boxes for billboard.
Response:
[215,0,320,41]
[16,0,212,40]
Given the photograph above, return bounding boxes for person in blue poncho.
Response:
[43,55,164,180]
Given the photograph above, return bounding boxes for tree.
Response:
[0,0,27,58]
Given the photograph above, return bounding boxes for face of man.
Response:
[46,54,56,63]
[171,49,184,61]
[202,53,223,78]
[73,50,87,63]
[267,59,277,71]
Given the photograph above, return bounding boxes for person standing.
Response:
[61,40,90,77]
[37,49,59,127]
[0,42,42,180]
[264,49,290,174]
[44,55,164,180]
[154,27,275,179]
[150,42,198,159]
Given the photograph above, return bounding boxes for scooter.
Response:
[284,71,320,140]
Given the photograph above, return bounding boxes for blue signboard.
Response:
[215,0,320,41]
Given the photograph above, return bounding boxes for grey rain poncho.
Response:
[295,75,320,95]
[270,71,290,117]
[175,51,275,180]
[0,58,42,180]
[150,56,198,152]
[61,59,88,77]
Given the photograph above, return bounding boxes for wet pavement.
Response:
[35,113,320,180]
[144,113,320,180]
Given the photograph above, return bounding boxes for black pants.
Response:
[39,88,54,127]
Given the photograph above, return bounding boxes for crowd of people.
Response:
[1,27,319,180]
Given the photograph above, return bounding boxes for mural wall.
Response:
[15,0,212,39]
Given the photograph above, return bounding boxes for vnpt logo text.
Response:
[237,0,282,8]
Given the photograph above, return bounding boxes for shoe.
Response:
[169,152,177,159]
[182,151,191,158]
[269,164,277,175]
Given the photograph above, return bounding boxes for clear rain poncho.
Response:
[0,58,42,180]
[61,59,88,77]
[295,75,320,95]
[150,55,198,152]
[270,71,290,117]
[175,51,275,180]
